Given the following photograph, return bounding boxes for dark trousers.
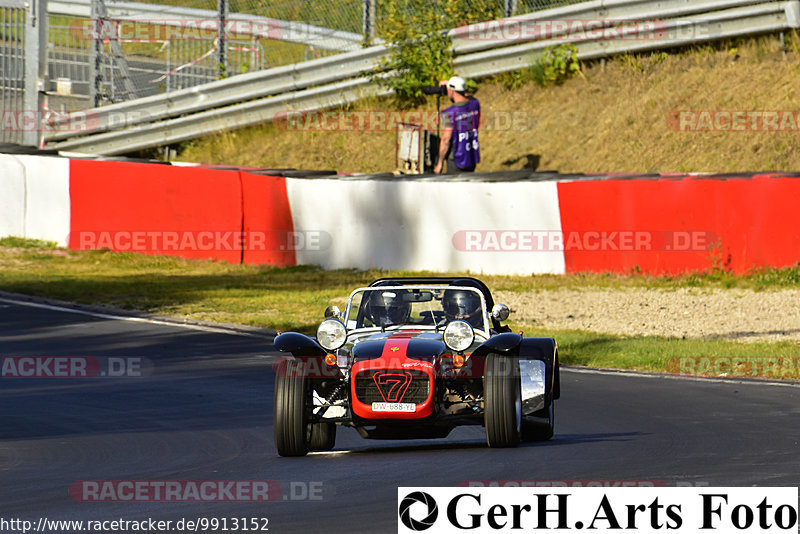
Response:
[446,156,475,173]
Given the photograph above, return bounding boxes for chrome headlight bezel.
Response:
[317,318,347,351]
[443,320,474,352]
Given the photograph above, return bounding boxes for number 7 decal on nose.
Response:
[373,371,412,403]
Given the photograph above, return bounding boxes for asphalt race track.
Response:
[2,296,799,533]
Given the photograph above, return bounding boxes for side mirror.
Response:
[491,303,510,322]
[324,305,341,319]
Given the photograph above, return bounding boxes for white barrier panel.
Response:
[0,154,71,246]
[17,156,71,246]
[287,178,566,275]
[0,155,27,239]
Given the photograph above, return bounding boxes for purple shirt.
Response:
[442,98,481,170]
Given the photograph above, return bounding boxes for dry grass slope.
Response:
[177,35,800,174]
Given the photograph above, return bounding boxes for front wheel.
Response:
[309,422,336,451]
[274,359,310,457]
[522,401,554,441]
[484,354,521,448]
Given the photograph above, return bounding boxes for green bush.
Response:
[372,0,499,105]
[496,70,530,91]
[532,43,581,87]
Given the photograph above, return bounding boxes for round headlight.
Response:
[444,320,474,352]
[317,319,347,351]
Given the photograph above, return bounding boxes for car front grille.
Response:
[354,369,431,405]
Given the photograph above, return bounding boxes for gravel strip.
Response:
[495,288,800,343]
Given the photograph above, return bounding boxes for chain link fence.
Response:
[40,0,587,113]
[519,0,587,12]
[2,0,45,145]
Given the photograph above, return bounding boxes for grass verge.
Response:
[1,240,799,380]
[522,328,800,376]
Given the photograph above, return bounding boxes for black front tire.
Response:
[274,359,310,457]
[484,354,521,448]
[309,422,336,451]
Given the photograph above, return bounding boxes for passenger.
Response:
[442,282,484,329]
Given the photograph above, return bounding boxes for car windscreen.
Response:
[345,286,488,332]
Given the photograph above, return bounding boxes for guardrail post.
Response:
[363,0,376,44]
[218,0,228,78]
[24,0,47,146]
[89,0,100,106]
[504,0,517,17]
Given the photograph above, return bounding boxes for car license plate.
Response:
[372,402,416,412]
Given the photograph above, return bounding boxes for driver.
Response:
[365,286,410,327]
[442,280,484,328]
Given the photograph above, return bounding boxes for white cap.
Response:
[447,76,466,92]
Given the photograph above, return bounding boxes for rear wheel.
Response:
[484,354,521,448]
[274,359,310,457]
[309,422,336,451]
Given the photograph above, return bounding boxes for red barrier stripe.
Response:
[240,171,295,267]
[557,176,800,275]
[69,159,243,264]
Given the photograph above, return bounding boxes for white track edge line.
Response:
[562,366,800,388]
[0,296,262,337]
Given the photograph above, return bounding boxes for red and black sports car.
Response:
[272,277,559,456]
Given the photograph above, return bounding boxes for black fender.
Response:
[273,332,345,380]
[470,332,522,359]
[474,336,559,403]
[519,337,559,402]
[273,332,327,358]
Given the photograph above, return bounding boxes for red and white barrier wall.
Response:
[2,153,800,275]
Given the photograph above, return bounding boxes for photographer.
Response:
[433,76,480,174]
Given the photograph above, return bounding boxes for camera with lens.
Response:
[421,85,448,96]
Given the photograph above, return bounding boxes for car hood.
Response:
[351,330,447,362]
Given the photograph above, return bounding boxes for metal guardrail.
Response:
[454,1,800,77]
[450,0,790,54]
[46,0,800,155]
[47,0,366,51]
[54,78,394,155]
[46,46,388,142]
